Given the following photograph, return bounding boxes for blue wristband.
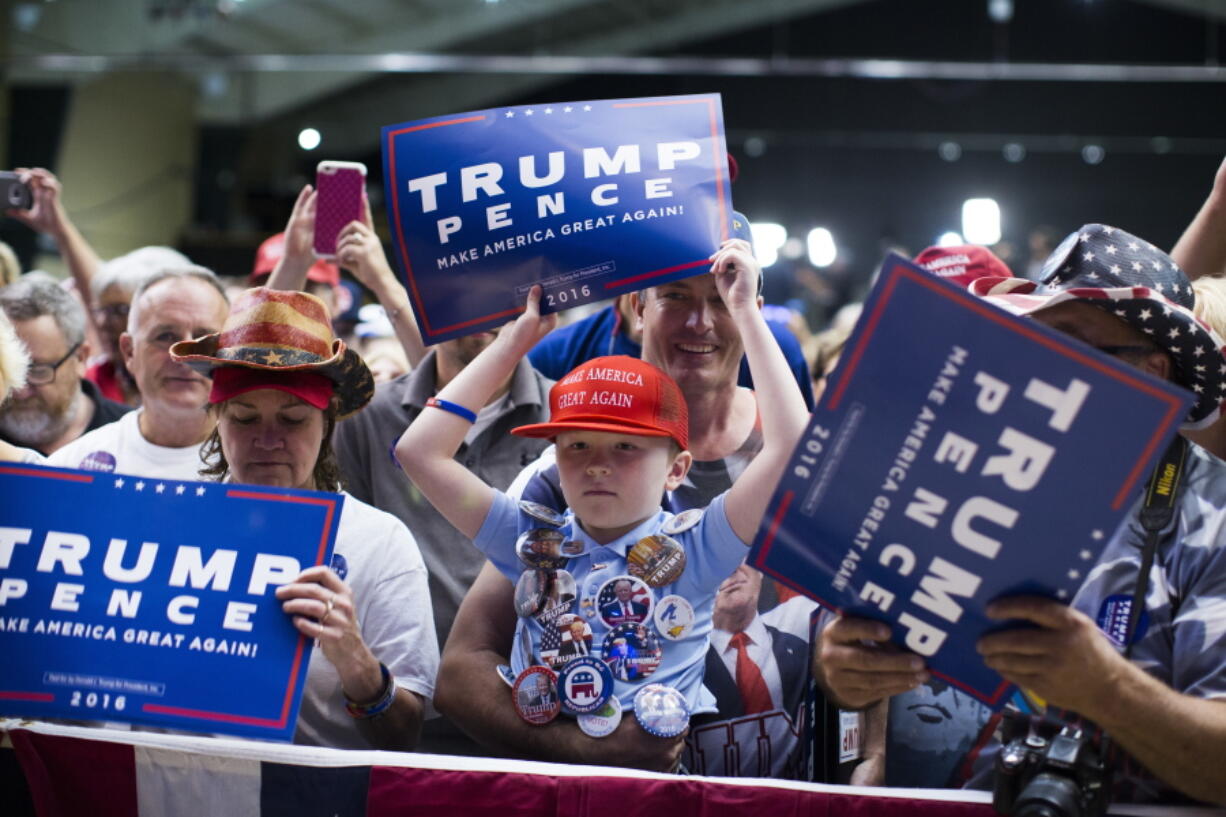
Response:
[426,397,477,424]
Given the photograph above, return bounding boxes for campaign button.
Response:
[518,499,567,528]
[601,622,663,683]
[652,595,695,641]
[541,613,595,670]
[534,569,577,627]
[495,663,516,688]
[627,534,686,587]
[580,597,598,620]
[633,684,690,738]
[512,666,561,725]
[558,656,614,714]
[577,694,623,738]
[517,527,570,570]
[515,569,551,618]
[596,575,654,628]
[661,508,703,535]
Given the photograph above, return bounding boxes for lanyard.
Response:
[1124,435,1188,656]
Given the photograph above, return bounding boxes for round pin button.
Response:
[519,499,567,528]
[596,575,654,628]
[517,528,570,570]
[661,508,703,535]
[652,594,695,641]
[627,534,687,587]
[495,664,516,688]
[534,569,577,627]
[542,613,595,670]
[578,694,623,738]
[601,622,663,683]
[512,666,561,725]
[557,656,615,714]
[633,684,690,738]
[514,569,551,618]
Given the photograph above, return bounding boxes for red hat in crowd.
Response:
[513,355,689,450]
[250,232,341,287]
[913,244,1016,289]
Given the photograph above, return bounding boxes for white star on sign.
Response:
[175,485,185,495]
[525,109,534,115]
[583,105,592,111]
[1080,549,1093,560]
[505,111,514,118]
[544,107,553,114]
[564,106,573,113]
[1091,529,1104,540]
[196,486,206,496]
[114,478,125,488]
[135,481,145,491]
[1068,569,1081,580]
[155,483,165,494]
[1057,589,1069,600]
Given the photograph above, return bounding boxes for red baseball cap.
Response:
[913,244,1013,288]
[250,232,340,287]
[513,355,689,450]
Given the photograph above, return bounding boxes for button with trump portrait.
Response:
[627,534,686,587]
[512,666,561,725]
[558,656,615,715]
[515,569,551,618]
[533,569,577,627]
[541,612,595,670]
[517,527,570,570]
[601,622,662,683]
[596,575,653,628]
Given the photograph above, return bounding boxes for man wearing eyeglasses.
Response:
[0,274,129,455]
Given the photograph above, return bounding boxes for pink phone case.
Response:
[313,162,367,259]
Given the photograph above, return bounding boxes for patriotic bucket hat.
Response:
[969,223,1226,429]
[170,287,374,418]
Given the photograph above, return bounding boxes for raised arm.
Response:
[712,239,810,543]
[265,184,317,293]
[336,197,427,367]
[1171,155,1226,280]
[7,167,103,309]
[395,286,556,539]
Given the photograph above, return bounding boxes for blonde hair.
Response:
[0,241,20,288]
[0,311,30,402]
[1193,276,1226,337]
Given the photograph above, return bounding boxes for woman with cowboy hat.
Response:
[172,287,438,751]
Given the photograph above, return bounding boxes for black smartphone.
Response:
[0,171,33,210]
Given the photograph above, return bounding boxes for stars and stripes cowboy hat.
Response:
[968,223,1226,429]
[170,287,374,418]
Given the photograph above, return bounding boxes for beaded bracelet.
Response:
[344,663,397,719]
[426,397,477,424]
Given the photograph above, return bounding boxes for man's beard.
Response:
[0,392,80,448]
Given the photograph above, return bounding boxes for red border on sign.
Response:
[385,96,730,338]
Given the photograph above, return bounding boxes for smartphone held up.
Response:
[313,161,367,259]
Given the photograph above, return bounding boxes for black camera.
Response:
[992,711,1111,817]
[0,171,33,210]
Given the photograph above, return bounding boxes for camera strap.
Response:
[1124,435,1188,657]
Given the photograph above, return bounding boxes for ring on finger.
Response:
[320,594,335,626]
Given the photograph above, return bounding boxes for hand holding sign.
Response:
[817,614,929,710]
[499,285,559,358]
[709,238,760,313]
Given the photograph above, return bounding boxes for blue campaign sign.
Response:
[749,255,1192,707]
[381,93,733,344]
[0,463,341,740]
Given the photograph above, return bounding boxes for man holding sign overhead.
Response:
[816,225,1226,805]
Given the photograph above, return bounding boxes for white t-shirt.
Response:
[44,409,205,481]
[294,492,440,749]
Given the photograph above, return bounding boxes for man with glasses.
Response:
[47,268,228,479]
[0,274,129,455]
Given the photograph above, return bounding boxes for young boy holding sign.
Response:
[398,238,808,738]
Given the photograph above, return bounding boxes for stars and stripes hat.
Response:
[170,287,374,418]
[969,223,1226,429]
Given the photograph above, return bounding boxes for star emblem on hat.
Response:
[263,351,285,365]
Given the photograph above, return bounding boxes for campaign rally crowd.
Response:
[2,149,1226,812]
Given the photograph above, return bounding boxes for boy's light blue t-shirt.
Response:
[475,489,747,714]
